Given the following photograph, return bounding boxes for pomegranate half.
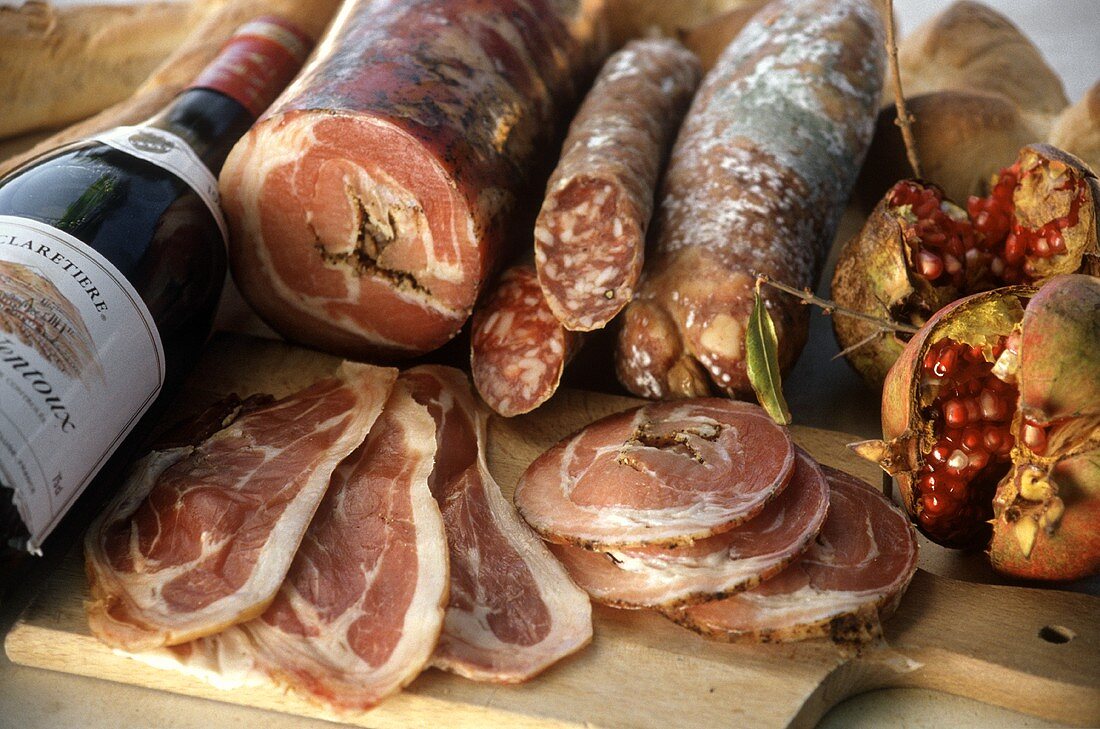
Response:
[854,274,1099,581]
[832,144,1099,387]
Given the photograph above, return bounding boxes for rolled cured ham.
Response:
[514,399,795,548]
[221,0,608,359]
[549,449,828,608]
[667,467,919,643]
[84,362,396,651]
[402,365,592,683]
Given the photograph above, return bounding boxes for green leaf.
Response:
[746,288,791,425]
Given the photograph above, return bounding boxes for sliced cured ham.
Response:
[402,365,592,683]
[514,399,795,548]
[132,382,448,711]
[549,449,828,608]
[84,363,397,651]
[221,0,608,359]
[667,466,919,643]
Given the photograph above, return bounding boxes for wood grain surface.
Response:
[5,335,1099,729]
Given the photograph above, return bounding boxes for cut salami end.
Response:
[84,362,397,651]
[667,466,919,644]
[470,264,578,418]
[224,113,474,359]
[549,449,828,609]
[534,38,701,333]
[513,399,796,549]
[403,365,592,683]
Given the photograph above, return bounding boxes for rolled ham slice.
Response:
[667,467,919,643]
[84,362,397,651]
[549,449,828,608]
[221,0,607,359]
[514,399,795,548]
[402,365,592,683]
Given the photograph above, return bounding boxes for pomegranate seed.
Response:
[990,257,1005,276]
[983,427,1003,452]
[962,427,983,451]
[1023,423,1048,455]
[932,348,957,378]
[946,477,968,499]
[944,400,967,426]
[930,443,952,463]
[1049,231,1066,254]
[969,450,989,471]
[947,450,970,472]
[1004,234,1024,263]
[944,254,963,274]
[918,249,944,280]
[923,494,947,515]
[964,398,982,422]
[980,390,1002,421]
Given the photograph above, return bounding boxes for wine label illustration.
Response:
[0,259,103,384]
[0,215,164,552]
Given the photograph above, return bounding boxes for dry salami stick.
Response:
[534,38,700,332]
[471,262,580,417]
[221,0,608,359]
[615,0,885,399]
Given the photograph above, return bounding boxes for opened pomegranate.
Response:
[854,274,1100,580]
[832,144,1099,386]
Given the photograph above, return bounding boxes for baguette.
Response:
[1049,81,1100,176]
[858,1,1086,205]
[604,0,758,47]
[0,1,215,139]
[0,0,340,177]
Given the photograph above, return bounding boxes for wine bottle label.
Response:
[0,215,165,553]
[93,126,229,245]
[189,16,313,119]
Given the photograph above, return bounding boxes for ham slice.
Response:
[549,449,828,609]
[667,466,919,643]
[131,381,448,711]
[84,362,397,651]
[513,399,795,548]
[402,365,592,683]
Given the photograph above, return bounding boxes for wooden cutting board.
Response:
[5,335,1099,728]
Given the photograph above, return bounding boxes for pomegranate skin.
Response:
[832,144,1100,389]
[990,453,1100,581]
[1016,274,1100,425]
[832,183,955,387]
[989,274,1100,581]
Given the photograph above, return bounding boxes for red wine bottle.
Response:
[0,17,311,567]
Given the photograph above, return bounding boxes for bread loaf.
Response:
[858,1,1091,206]
[0,0,340,177]
[0,1,216,139]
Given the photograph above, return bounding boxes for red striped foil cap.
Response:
[188,16,313,118]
